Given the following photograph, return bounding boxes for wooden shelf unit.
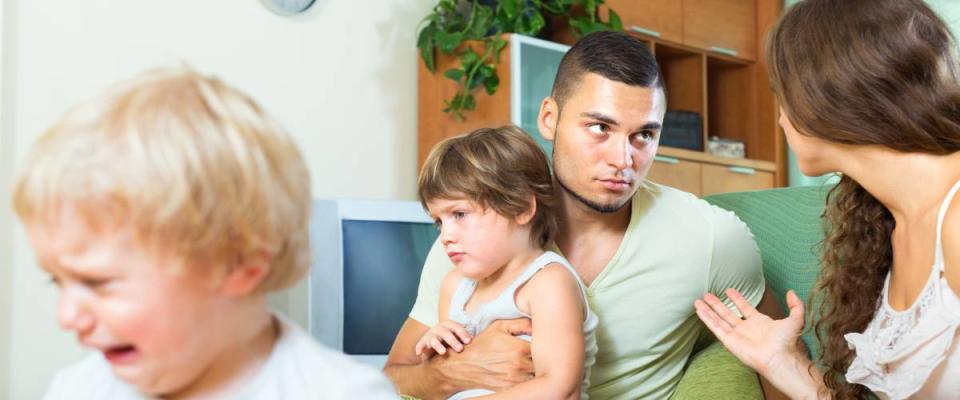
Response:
[417,0,787,196]
[611,0,786,194]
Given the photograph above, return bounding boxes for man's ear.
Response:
[538,97,559,142]
[516,194,537,226]
[218,250,274,297]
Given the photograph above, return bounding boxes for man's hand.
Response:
[384,318,535,399]
[432,318,535,392]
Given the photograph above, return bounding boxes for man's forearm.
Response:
[383,360,455,400]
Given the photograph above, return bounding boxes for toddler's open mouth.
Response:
[103,345,140,364]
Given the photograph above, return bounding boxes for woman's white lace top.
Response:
[844,180,960,400]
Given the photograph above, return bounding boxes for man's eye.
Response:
[588,124,608,135]
[633,131,656,144]
[453,211,466,219]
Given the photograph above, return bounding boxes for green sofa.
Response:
[670,185,831,399]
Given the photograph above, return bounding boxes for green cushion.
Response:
[670,340,764,400]
[704,185,831,361]
[670,186,830,398]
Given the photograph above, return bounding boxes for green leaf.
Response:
[442,98,466,121]
[608,8,623,31]
[463,94,477,111]
[421,44,436,73]
[479,64,495,77]
[568,17,593,37]
[468,73,484,90]
[443,68,465,82]
[484,74,500,95]
[425,0,626,119]
[468,4,495,39]
[416,23,436,48]
[492,38,507,52]
[461,48,480,66]
[530,11,547,34]
[484,38,507,63]
[583,0,598,20]
[500,0,518,19]
[436,30,464,53]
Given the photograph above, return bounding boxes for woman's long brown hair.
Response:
[766,0,960,398]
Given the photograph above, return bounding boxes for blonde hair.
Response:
[12,66,312,293]
[418,125,556,248]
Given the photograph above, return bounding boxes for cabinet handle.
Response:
[711,46,738,57]
[728,166,756,175]
[654,155,680,165]
[630,26,661,38]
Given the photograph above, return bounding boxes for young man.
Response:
[386,31,770,399]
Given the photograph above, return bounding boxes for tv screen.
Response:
[341,220,438,355]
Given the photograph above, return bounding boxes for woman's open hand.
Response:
[694,288,806,375]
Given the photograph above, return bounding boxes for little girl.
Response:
[415,125,598,400]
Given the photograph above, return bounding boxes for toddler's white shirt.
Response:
[42,314,399,399]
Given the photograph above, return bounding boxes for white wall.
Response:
[1,0,13,397]
[1,0,433,398]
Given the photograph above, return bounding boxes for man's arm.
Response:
[384,318,536,399]
[383,318,455,399]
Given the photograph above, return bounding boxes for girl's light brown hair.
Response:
[418,126,557,248]
[766,0,960,397]
[13,67,312,293]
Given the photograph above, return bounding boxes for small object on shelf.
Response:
[661,110,703,151]
[707,136,745,159]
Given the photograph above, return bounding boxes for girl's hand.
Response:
[415,320,473,356]
[694,288,806,375]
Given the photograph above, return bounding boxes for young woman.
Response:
[695,1,960,399]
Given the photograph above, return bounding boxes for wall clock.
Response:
[260,0,316,16]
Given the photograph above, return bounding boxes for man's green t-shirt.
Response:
[409,182,765,399]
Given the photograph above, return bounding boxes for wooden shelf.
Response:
[654,43,706,129]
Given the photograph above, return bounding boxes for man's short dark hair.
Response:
[551,31,664,107]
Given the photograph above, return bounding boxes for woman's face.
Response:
[779,107,837,177]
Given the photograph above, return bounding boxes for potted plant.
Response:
[417,0,622,120]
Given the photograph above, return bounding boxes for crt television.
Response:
[272,199,439,368]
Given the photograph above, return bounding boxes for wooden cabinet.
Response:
[684,0,757,61]
[647,147,776,197]
[603,0,683,43]
[701,163,775,195]
[648,155,702,196]
[605,0,757,61]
